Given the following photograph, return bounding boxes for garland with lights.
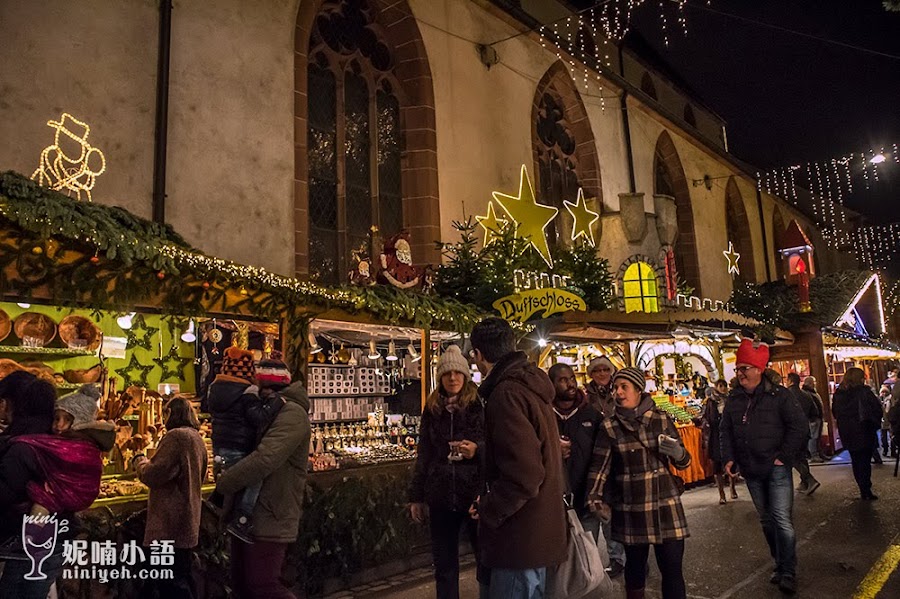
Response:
[0,172,487,375]
[728,270,878,342]
[434,217,613,315]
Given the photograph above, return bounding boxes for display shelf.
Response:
[309,392,393,399]
[55,383,83,392]
[0,345,98,358]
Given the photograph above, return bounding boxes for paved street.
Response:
[346,458,900,599]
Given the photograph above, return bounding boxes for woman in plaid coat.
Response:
[588,368,691,599]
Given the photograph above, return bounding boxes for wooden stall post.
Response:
[421,328,431,412]
[806,332,835,454]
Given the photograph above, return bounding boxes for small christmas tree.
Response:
[433,217,484,306]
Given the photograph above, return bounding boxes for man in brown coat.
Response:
[469,318,567,598]
[216,381,311,599]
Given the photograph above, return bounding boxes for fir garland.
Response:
[728,270,876,341]
[0,171,487,373]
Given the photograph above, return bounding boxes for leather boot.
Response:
[625,588,645,599]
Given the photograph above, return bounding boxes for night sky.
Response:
[574,0,900,224]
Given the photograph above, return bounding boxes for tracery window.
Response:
[307,0,402,283]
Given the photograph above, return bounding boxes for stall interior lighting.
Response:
[180,319,196,343]
[407,343,420,362]
[308,331,322,354]
[117,312,136,330]
[367,340,381,360]
[16,303,30,309]
[386,340,398,361]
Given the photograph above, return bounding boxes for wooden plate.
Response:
[0,309,10,343]
[14,312,57,347]
[59,315,102,350]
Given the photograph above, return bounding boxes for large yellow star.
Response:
[564,188,600,247]
[493,165,559,267]
[475,201,508,247]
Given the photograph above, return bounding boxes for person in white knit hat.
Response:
[408,344,487,598]
[586,356,617,419]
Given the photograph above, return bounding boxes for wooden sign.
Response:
[493,288,586,322]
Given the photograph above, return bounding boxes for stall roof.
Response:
[547,308,775,344]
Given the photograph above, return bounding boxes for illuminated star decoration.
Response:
[723,241,741,276]
[563,188,600,247]
[475,201,508,246]
[492,165,559,267]
[115,353,155,388]
[126,314,159,352]
[153,345,194,382]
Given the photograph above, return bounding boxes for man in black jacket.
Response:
[722,340,807,595]
[786,372,822,495]
[548,364,622,578]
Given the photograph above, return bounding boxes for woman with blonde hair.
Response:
[408,345,485,599]
[832,367,883,500]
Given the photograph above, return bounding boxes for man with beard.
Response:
[549,363,625,579]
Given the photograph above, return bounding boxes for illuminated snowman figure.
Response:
[31,113,106,201]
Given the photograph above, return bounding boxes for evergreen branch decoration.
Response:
[434,218,614,317]
[0,171,490,379]
[728,270,876,340]
[115,353,155,388]
[153,344,194,382]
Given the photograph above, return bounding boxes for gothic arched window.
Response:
[306,1,403,283]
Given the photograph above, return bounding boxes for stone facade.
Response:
[0,0,855,298]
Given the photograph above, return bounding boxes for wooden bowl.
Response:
[0,309,10,344]
[59,315,102,350]
[14,312,56,347]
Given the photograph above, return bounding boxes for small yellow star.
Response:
[493,165,559,267]
[564,188,600,247]
[475,201,508,246]
[723,241,741,276]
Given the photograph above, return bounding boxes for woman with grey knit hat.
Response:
[408,345,487,599]
[588,367,691,599]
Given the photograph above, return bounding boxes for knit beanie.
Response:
[220,346,256,382]
[735,338,769,371]
[56,383,101,430]
[257,358,291,389]
[436,345,470,383]
[612,367,646,392]
[588,356,616,376]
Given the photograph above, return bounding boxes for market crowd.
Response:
[1,319,899,599]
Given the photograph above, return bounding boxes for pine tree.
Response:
[433,217,484,306]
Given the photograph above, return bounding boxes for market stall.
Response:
[0,171,485,598]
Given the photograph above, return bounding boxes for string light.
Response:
[31,113,106,202]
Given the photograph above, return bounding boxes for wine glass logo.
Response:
[22,516,59,581]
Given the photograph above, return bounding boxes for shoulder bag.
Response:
[546,460,613,599]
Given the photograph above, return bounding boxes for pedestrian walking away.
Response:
[832,368,883,500]
[786,372,822,496]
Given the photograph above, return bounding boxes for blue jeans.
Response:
[0,551,65,599]
[745,465,797,578]
[599,518,626,567]
[214,448,261,516]
[487,567,546,599]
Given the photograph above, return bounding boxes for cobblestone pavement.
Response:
[327,456,900,598]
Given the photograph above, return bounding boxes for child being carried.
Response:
[208,347,289,543]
